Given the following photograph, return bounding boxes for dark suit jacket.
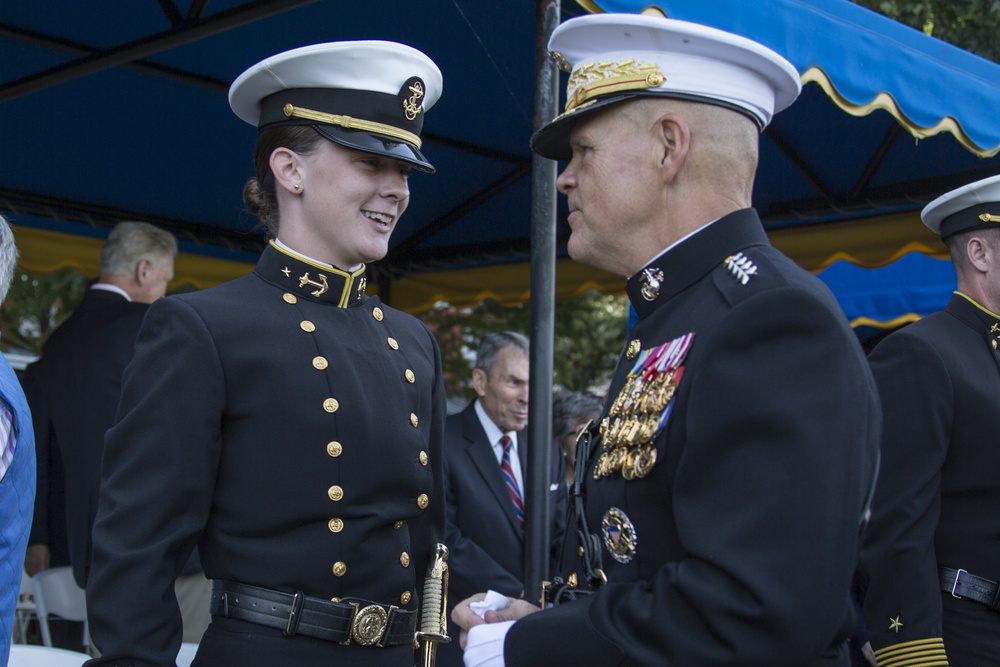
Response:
[861,293,1000,665]
[506,210,881,666]
[25,288,150,587]
[444,402,567,601]
[439,401,567,666]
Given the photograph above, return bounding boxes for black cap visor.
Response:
[313,124,435,173]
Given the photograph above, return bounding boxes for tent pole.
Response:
[525,0,560,605]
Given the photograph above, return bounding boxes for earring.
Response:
[294,184,300,190]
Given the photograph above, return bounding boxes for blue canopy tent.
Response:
[1,0,999,326]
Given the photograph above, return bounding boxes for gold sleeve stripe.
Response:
[874,637,948,667]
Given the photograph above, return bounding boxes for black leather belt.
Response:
[210,580,418,646]
[939,567,1000,612]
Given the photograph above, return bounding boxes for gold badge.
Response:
[401,77,425,121]
[299,272,329,297]
[601,508,637,564]
[626,339,641,360]
[357,277,367,301]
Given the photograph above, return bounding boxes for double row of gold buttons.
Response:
[285,295,433,606]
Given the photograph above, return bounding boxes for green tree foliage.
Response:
[0,267,88,356]
[853,0,1000,62]
[418,289,627,403]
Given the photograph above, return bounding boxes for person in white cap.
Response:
[860,174,1000,666]
[84,41,447,667]
[452,12,880,666]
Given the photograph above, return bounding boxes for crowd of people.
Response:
[0,10,996,667]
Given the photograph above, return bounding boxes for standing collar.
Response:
[949,292,1000,348]
[255,240,367,307]
[625,208,768,319]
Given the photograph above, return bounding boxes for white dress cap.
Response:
[921,173,1000,239]
[229,41,443,171]
[531,13,801,161]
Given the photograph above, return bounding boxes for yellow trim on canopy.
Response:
[11,225,252,292]
[801,67,1000,158]
[767,210,947,272]
[849,313,923,330]
[383,258,623,313]
[10,208,948,320]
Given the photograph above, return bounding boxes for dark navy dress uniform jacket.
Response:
[862,293,1000,665]
[506,209,881,667]
[85,242,446,667]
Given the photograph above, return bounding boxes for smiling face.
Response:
[473,345,530,433]
[280,138,412,268]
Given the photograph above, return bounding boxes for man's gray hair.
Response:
[0,214,19,301]
[474,331,529,375]
[99,221,177,276]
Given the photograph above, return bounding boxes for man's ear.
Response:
[134,258,151,285]
[653,113,690,185]
[471,368,488,398]
[269,147,303,194]
[966,236,990,273]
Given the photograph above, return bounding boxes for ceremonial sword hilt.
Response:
[416,543,450,667]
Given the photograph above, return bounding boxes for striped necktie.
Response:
[499,435,524,529]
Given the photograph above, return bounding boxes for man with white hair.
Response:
[452,13,881,666]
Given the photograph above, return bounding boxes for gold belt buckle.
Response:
[351,604,389,646]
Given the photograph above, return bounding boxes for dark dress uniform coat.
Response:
[861,293,1000,665]
[506,210,881,666]
[85,242,446,667]
[24,289,149,587]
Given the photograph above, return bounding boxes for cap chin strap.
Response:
[282,103,422,149]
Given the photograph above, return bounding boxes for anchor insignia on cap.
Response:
[640,268,664,301]
[403,80,424,121]
[299,272,329,297]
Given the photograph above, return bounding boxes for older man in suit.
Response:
[440,331,567,667]
[20,221,213,643]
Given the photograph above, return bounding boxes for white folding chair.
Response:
[12,568,36,644]
[7,644,89,667]
[176,642,199,667]
[30,566,88,648]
